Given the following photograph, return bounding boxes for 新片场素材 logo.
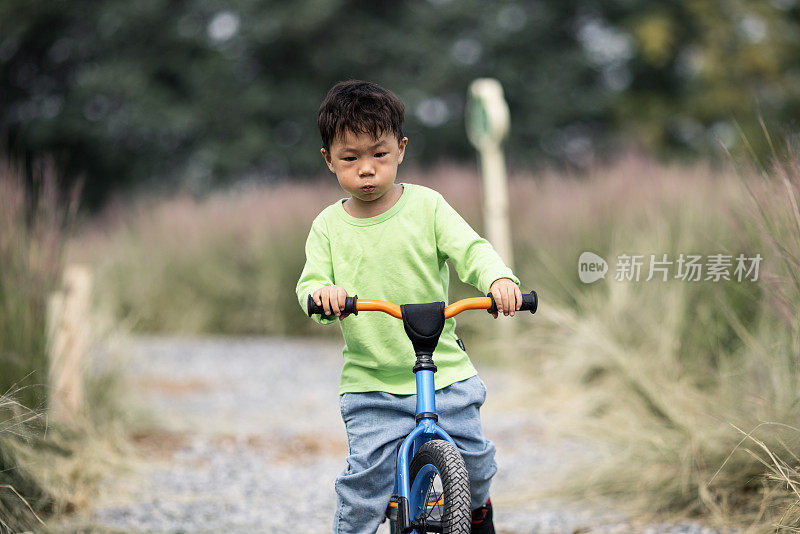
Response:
[578,251,608,283]
[578,252,763,283]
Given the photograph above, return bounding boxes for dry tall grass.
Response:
[521,154,800,530]
[0,158,126,532]
[0,158,79,409]
[71,181,345,336]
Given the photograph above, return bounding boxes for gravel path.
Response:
[52,337,719,534]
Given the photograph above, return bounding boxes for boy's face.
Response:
[321,129,408,205]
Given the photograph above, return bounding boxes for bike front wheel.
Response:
[406,439,471,533]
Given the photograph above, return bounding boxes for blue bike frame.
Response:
[393,368,457,533]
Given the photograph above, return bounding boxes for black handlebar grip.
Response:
[307,294,324,317]
[343,295,358,316]
[520,290,538,314]
[307,294,358,317]
[486,293,498,315]
[486,290,538,315]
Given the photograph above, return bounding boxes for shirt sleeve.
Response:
[434,194,520,294]
[295,216,337,325]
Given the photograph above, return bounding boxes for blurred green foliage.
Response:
[2,0,800,208]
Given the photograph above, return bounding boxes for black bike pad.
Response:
[400,302,445,356]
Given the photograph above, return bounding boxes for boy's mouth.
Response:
[361,185,375,193]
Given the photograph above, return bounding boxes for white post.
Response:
[466,79,514,268]
[47,264,92,423]
[466,79,515,345]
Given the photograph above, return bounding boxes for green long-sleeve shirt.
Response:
[295,182,519,394]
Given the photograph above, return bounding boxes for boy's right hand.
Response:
[312,285,350,320]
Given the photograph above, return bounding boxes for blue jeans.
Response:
[333,375,497,534]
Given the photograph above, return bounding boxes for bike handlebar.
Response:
[307,291,538,320]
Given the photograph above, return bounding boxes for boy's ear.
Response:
[321,147,334,172]
[397,137,408,164]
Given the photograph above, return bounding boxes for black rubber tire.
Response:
[408,439,471,533]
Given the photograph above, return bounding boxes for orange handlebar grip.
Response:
[356,299,403,319]
[444,297,493,319]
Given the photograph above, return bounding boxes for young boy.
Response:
[296,80,523,534]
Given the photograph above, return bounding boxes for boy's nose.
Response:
[358,164,374,176]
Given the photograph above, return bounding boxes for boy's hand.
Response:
[489,278,522,318]
[312,285,350,320]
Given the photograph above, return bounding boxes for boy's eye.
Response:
[375,152,388,158]
[342,156,357,162]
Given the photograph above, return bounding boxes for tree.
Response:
[2,0,799,208]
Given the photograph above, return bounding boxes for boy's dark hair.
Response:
[317,80,405,151]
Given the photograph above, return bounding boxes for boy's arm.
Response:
[434,194,520,294]
[295,217,338,325]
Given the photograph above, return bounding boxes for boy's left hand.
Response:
[489,278,522,318]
